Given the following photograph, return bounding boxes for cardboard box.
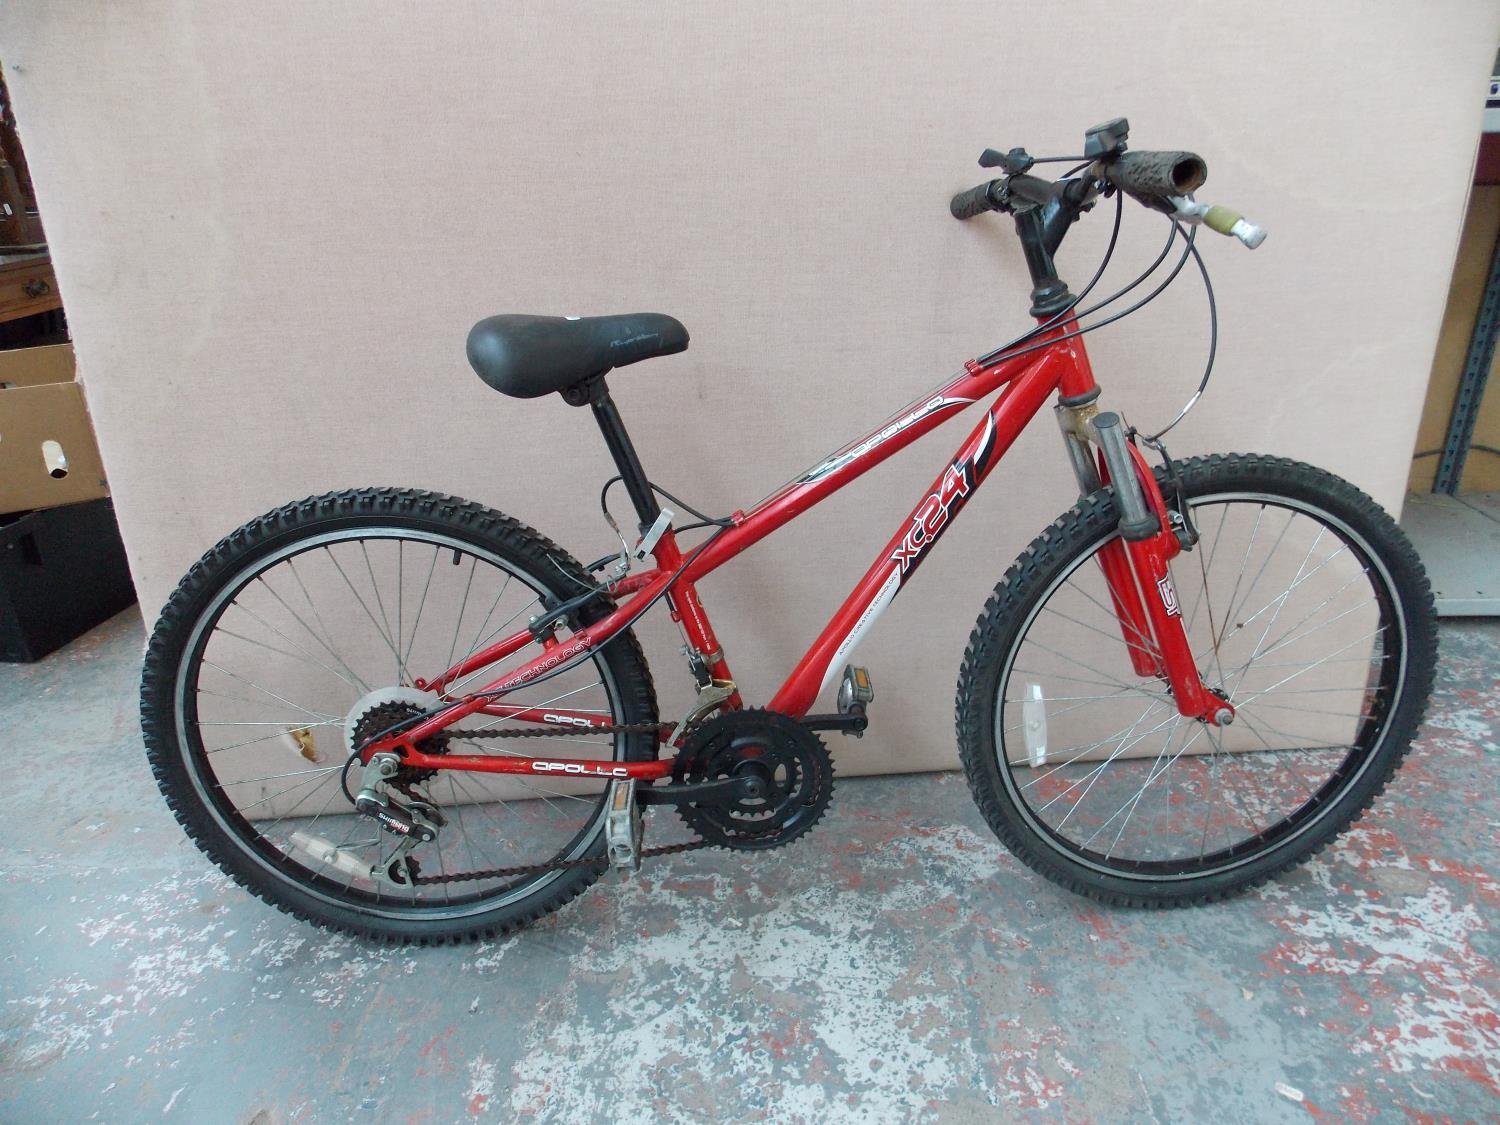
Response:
[0,343,109,514]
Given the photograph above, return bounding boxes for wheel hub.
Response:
[343,687,450,785]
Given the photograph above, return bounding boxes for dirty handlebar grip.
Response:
[1106,150,1208,205]
[950,180,1000,220]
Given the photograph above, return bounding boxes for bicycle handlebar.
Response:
[948,172,1074,220]
[949,137,1264,249]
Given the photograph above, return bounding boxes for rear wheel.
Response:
[140,488,658,943]
[956,454,1436,906]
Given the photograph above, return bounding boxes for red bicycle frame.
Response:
[378,316,1227,781]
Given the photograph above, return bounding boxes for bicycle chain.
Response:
[411,837,715,885]
[408,718,722,885]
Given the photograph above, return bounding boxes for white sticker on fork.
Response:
[1157,575,1181,617]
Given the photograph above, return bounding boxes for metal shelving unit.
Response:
[1399,60,1500,617]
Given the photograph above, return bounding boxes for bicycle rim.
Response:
[172,526,631,920]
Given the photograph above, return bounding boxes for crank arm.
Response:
[638,774,761,807]
[803,711,867,735]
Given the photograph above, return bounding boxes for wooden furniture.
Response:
[0,251,60,324]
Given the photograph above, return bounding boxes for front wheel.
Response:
[956,454,1436,906]
[140,488,659,944]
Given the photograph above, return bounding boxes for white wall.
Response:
[2,1,1494,772]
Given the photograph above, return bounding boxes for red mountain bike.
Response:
[141,119,1437,944]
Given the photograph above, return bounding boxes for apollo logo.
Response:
[531,762,629,777]
[542,713,595,728]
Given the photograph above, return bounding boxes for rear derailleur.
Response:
[353,752,443,885]
[292,751,441,888]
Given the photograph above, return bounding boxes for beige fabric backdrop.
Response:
[2,2,1494,774]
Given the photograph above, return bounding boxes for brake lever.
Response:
[980,147,1035,174]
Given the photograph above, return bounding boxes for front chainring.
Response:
[672,709,834,851]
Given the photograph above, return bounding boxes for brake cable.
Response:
[1136,227,1218,442]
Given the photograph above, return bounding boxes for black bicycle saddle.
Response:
[466,313,689,399]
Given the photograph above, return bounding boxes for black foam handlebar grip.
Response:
[950,180,1000,220]
[1105,150,1208,205]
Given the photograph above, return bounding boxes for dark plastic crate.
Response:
[0,497,136,662]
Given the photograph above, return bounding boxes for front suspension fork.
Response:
[1057,401,1234,726]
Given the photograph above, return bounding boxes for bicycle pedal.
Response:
[835,665,874,738]
[604,778,643,876]
[838,665,874,711]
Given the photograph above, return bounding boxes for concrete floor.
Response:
[1,609,1496,1123]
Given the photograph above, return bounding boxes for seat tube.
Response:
[652,531,740,697]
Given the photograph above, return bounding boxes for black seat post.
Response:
[584,379,661,531]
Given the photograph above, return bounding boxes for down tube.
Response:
[769,348,1071,716]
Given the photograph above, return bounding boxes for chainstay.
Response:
[411,718,691,884]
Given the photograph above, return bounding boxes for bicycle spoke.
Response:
[284,557,373,693]
[1015,635,1170,701]
[325,547,407,676]
[226,767,342,815]
[215,610,365,695]
[1062,575,1158,653]
[401,545,440,674]
[1093,722,1206,856]
[1227,528,1330,696]
[449,592,543,695]
[1182,503,1231,634]
[1206,547,1359,668]
[1211,503,1270,650]
[206,727,333,755]
[195,686,338,720]
[218,764,343,786]
[250,582,370,696]
[194,719,342,728]
[445,555,479,672]
[1232,712,1341,798]
[1036,703,1174,820]
[359,541,402,684]
[1041,599,1158,652]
